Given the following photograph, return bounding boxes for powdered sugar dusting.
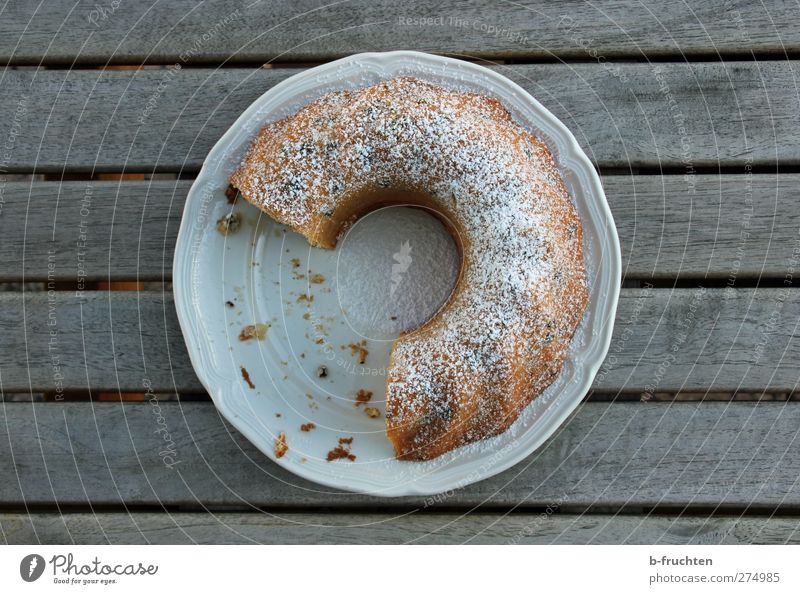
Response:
[231,76,588,460]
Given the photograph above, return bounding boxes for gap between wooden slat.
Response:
[4,392,798,403]
[10,51,800,70]
[1,503,799,516]
[28,165,800,179]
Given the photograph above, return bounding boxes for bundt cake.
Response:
[230,76,588,460]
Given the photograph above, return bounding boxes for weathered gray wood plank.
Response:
[1,401,798,508]
[1,0,797,65]
[0,62,798,171]
[2,289,799,393]
[2,174,798,282]
[0,180,181,283]
[1,512,798,544]
[608,173,800,281]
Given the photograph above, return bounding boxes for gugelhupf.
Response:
[230,76,588,460]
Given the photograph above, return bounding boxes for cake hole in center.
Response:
[335,205,460,341]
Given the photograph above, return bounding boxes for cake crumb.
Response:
[355,389,372,407]
[240,366,255,389]
[274,432,288,458]
[216,212,241,234]
[326,437,356,462]
[300,422,316,432]
[309,273,325,284]
[348,340,369,364]
[239,323,269,341]
[297,293,314,303]
[316,365,328,378]
[290,258,301,268]
[364,407,380,418]
[225,185,238,204]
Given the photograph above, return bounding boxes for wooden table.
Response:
[1,1,799,544]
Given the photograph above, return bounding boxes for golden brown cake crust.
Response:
[230,76,588,460]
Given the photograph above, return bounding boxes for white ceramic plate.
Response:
[172,51,621,497]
